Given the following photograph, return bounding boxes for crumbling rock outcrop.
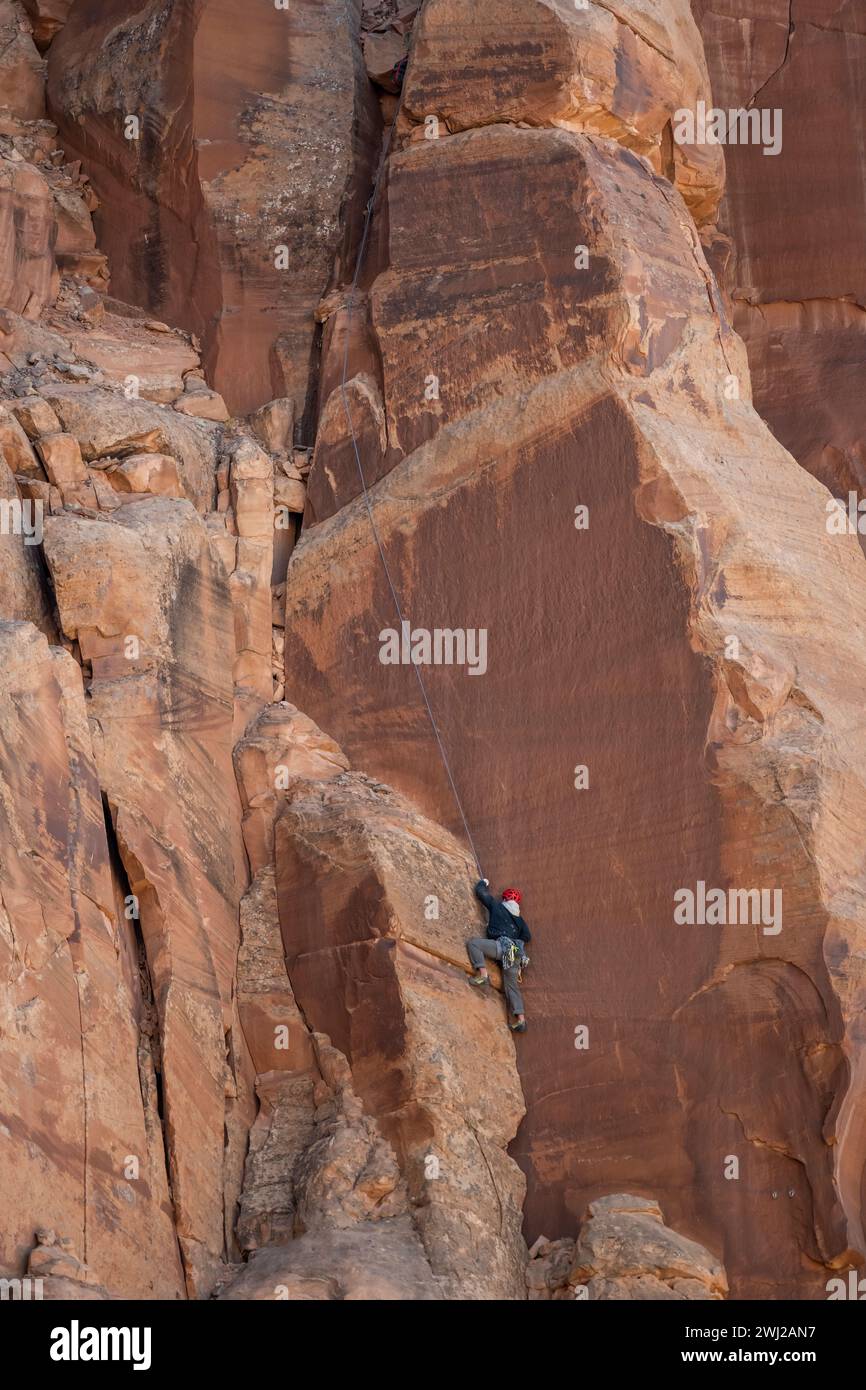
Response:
[225,1045,442,1301]
[273,771,528,1299]
[528,1195,727,1299]
[222,1033,443,1301]
[25,1230,110,1301]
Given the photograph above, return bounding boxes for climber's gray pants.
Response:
[466,937,525,1016]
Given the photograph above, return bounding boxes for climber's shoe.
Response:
[510,1019,527,1033]
[468,972,490,988]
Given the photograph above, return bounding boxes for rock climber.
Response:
[467,879,531,1032]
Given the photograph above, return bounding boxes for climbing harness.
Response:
[339,64,484,880]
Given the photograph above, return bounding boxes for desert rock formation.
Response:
[0,0,863,1304]
[284,0,866,1299]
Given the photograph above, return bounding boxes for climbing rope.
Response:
[339,81,484,880]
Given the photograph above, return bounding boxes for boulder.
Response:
[9,394,60,436]
[174,387,229,423]
[37,384,220,511]
[35,430,86,487]
[250,397,294,454]
[61,311,201,403]
[569,1194,727,1298]
[0,402,42,473]
[99,451,182,497]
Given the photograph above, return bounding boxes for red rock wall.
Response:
[284,5,866,1297]
[46,0,379,417]
[0,621,185,1298]
[2,0,866,1304]
[42,497,254,1296]
[692,0,866,504]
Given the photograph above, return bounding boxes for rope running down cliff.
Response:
[339,72,484,879]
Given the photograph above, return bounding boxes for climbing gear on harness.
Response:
[499,938,522,972]
[340,55,483,881]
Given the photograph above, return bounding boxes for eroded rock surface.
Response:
[403,0,724,223]
[226,704,527,1300]
[528,1194,727,1299]
[47,0,380,416]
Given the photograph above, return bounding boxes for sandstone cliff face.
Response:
[224,704,527,1299]
[0,620,184,1297]
[691,0,866,510]
[0,0,863,1304]
[284,1,866,1298]
[1,0,535,1300]
[42,497,254,1296]
[46,0,379,417]
[273,772,527,1298]
[403,0,724,223]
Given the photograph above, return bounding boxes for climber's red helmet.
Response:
[502,888,522,905]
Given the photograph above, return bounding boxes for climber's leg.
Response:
[467,936,500,980]
[502,964,525,1019]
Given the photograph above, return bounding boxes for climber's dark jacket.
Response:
[474,880,531,945]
